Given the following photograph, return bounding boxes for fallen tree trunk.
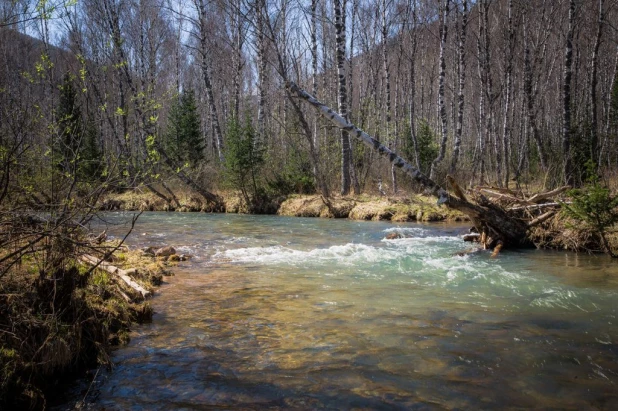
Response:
[80,254,151,300]
[286,81,534,249]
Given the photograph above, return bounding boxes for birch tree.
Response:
[193,0,225,163]
[562,0,576,185]
[429,0,450,181]
[501,0,514,187]
[334,0,352,195]
[450,0,467,175]
[589,0,605,169]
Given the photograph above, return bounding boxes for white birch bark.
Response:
[522,11,547,172]
[194,0,225,163]
[562,0,575,185]
[501,0,513,187]
[429,0,450,181]
[334,0,352,195]
[311,0,319,150]
[589,0,605,167]
[287,81,451,204]
[450,0,467,175]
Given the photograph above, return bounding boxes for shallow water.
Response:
[84,212,617,409]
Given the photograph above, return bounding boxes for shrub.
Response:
[562,161,618,257]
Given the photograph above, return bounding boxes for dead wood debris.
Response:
[456,181,572,251]
[80,254,152,300]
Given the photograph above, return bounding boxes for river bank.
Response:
[99,188,618,254]
[0,242,177,409]
[99,190,470,223]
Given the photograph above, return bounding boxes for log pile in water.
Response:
[449,178,571,250]
[287,81,570,252]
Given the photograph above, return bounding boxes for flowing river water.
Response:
[80,212,617,409]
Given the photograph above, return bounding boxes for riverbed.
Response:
[82,212,617,409]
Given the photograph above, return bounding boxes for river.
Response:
[78,212,617,409]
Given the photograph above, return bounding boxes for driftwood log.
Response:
[287,81,569,251]
[80,254,151,299]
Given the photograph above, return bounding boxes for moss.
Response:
[0,245,165,409]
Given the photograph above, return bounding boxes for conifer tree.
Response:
[224,116,264,206]
[56,73,82,174]
[165,89,204,168]
[80,117,102,181]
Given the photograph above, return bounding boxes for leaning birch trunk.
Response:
[80,254,151,300]
[286,81,531,249]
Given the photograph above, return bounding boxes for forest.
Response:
[1,0,618,210]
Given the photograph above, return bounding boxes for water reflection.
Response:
[84,213,618,410]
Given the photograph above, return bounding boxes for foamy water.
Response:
[77,212,618,410]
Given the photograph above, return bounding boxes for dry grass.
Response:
[100,187,469,223]
[277,195,327,217]
[278,194,468,222]
[0,244,167,409]
[527,208,618,255]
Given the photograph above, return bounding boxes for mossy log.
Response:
[287,81,567,250]
[80,254,151,299]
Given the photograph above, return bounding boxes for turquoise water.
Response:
[84,212,617,409]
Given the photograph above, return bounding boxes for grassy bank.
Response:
[100,190,469,223]
[99,187,618,255]
[277,194,468,222]
[0,243,174,409]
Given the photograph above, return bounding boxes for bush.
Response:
[562,162,618,256]
[223,116,265,211]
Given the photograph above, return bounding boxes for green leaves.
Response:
[564,184,618,230]
[562,161,618,256]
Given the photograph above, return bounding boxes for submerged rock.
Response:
[155,246,176,257]
[142,246,156,256]
[385,232,404,240]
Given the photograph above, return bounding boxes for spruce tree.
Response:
[165,89,204,168]
[80,117,102,181]
[224,116,264,205]
[56,73,82,174]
